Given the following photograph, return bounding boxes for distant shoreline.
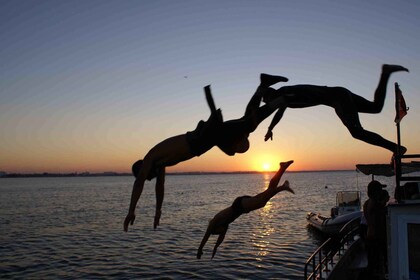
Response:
[0,169,355,178]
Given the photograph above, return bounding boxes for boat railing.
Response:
[304,216,361,280]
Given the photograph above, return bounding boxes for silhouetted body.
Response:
[124,74,288,232]
[197,160,294,259]
[263,64,409,154]
[363,181,389,278]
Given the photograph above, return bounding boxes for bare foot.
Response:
[382,64,409,74]
[280,180,295,194]
[280,160,294,170]
[260,73,288,87]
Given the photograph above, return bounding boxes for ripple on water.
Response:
[0,172,384,279]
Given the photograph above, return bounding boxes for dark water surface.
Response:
[0,171,396,279]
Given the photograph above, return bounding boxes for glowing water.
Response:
[0,171,396,279]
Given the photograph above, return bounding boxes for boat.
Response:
[304,161,420,280]
[304,83,420,280]
[306,191,362,236]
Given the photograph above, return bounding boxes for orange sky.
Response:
[1,2,420,174]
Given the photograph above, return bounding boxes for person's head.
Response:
[208,216,229,235]
[219,137,250,155]
[234,138,250,154]
[132,159,157,180]
[262,87,277,104]
[367,180,386,199]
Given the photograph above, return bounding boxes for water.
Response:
[0,171,397,279]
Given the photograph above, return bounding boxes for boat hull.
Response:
[306,211,362,235]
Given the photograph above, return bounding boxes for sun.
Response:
[262,162,271,172]
[253,155,278,172]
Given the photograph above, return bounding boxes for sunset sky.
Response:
[1,0,420,173]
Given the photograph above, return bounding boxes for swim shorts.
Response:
[186,109,223,156]
[232,195,252,217]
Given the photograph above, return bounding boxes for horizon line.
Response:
[0,169,357,178]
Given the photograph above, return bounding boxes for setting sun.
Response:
[262,163,271,171]
[252,154,280,172]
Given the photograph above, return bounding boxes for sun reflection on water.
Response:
[251,194,277,258]
[249,172,293,260]
[263,173,272,187]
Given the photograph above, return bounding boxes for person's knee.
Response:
[347,125,365,139]
[262,88,277,103]
[369,105,382,114]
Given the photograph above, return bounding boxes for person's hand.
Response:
[124,212,136,232]
[264,130,273,141]
[197,249,203,259]
[154,209,161,229]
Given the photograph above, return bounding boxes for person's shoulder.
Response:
[363,198,371,208]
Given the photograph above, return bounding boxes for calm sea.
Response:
[0,171,397,279]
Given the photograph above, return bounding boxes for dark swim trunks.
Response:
[186,109,223,156]
[232,195,252,217]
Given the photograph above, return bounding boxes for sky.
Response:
[1,0,420,173]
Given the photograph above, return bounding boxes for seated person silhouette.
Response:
[262,64,409,156]
[124,74,288,232]
[197,160,294,259]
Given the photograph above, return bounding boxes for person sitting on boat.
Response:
[197,160,294,259]
[262,64,409,157]
[124,74,288,232]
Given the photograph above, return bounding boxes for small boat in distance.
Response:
[306,191,362,236]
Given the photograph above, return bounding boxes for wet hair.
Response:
[132,160,143,178]
[131,159,157,180]
[235,138,250,154]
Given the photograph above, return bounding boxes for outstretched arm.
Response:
[154,167,165,229]
[197,218,217,259]
[124,157,156,232]
[124,178,143,232]
[212,229,227,259]
[265,105,286,141]
[197,229,211,259]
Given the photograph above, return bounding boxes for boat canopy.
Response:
[356,162,420,177]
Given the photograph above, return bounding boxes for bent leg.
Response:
[335,103,402,153]
[244,74,288,117]
[241,160,293,211]
[356,64,408,113]
[268,160,294,189]
[348,126,401,153]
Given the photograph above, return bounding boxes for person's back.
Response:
[276,85,348,108]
